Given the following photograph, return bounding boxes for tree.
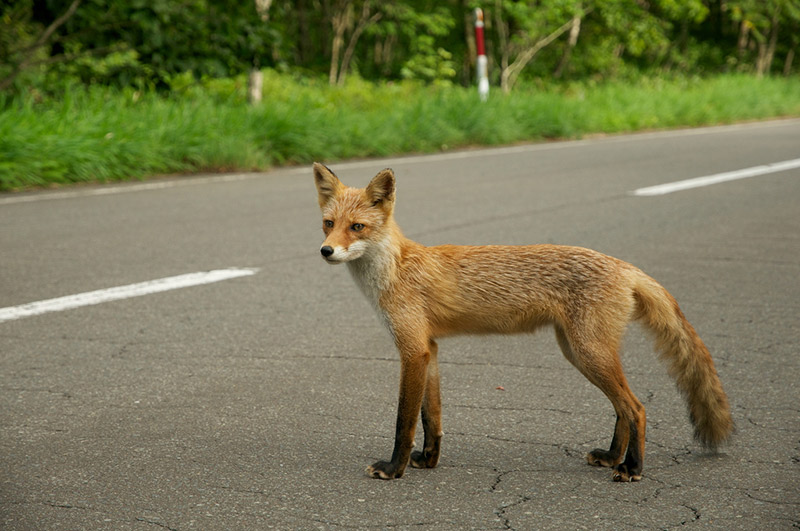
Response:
[590,0,707,69]
[491,0,586,92]
[553,10,583,78]
[730,0,800,76]
[1,0,282,92]
[368,2,457,83]
[0,0,82,91]
[328,0,381,85]
[3,0,798,97]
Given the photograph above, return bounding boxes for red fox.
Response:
[313,162,733,482]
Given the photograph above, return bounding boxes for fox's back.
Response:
[394,243,636,337]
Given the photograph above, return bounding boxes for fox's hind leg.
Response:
[555,324,646,482]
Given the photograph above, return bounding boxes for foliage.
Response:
[375,4,457,82]
[3,0,799,95]
[727,0,800,75]
[490,0,582,91]
[1,0,278,90]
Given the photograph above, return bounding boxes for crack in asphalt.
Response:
[135,516,179,531]
[2,386,72,398]
[284,353,579,374]
[449,403,573,415]
[42,502,174,530]
[744,490,800,506]
[679,503,701,526]
[44,501,88,510]
[483,442,800,531]
[302,514,455,529]
[746,416,800,432]
[489,468,531,531]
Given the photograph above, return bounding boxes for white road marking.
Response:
[632,157,800,196]
[0,268,259,324]
[0,173,259,205]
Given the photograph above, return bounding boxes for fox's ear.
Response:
[313,162,343,209]
[365,168,395,208]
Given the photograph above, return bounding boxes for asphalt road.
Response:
[2,119,799,530]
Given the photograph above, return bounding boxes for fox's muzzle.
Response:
[320,246,334,258]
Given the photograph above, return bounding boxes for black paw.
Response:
[366,460,405,480]
[612,463,642,482]
[585,448,621,468]
[410,449,439,469]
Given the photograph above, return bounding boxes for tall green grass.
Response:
[1,73,799,191]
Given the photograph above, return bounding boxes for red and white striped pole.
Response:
[474,8,489,101]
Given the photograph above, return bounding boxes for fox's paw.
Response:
[366,460,405,480]
[585,449,621,468]
[612,463,642,482]
[410,449,439,469]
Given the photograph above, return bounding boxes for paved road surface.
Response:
[2,119,799,529]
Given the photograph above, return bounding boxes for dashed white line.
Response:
[632,157,800,196]
[0,268,259,324]
[0,173,259,205]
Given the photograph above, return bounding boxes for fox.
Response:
[312,162,733,482]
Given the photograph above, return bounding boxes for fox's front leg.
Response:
[410,339,442,469]
[367,338,431,480]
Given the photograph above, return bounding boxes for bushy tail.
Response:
[632,273,734,449]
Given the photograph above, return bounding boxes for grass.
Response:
[2,72,799,191]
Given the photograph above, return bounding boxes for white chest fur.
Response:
[346,237,395,308]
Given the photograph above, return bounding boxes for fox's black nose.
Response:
[320,246,334,258]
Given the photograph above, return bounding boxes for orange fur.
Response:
[314,163,733,481]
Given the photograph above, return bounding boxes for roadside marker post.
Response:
[474,8,489,101]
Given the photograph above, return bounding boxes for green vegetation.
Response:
[2,73,799,191]
[5,1,799,90]
[2,1,799,190]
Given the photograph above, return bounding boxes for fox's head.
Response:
[313,162,396,265]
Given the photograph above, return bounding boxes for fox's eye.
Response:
[351,223,365,232]
[324,220,334,228]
